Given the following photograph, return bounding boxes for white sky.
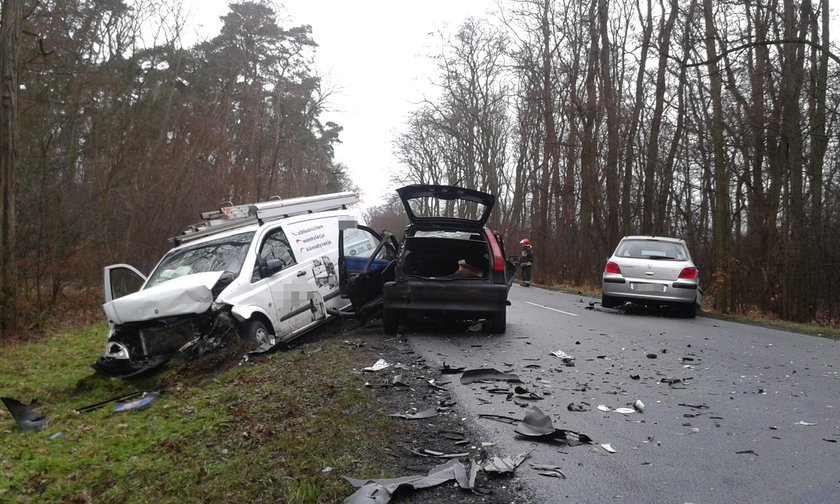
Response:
[181,0,499,209]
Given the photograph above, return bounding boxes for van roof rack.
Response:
[172,191,359,245]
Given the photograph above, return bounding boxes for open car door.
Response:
[338,224,398,323]
[104,264,146,304]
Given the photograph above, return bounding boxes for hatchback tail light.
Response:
[485,229,505,272]
[678,267,697,279]
[605,261,621,274]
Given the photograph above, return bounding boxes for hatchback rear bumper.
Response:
[384,280,508,315]
[602,276,699,304]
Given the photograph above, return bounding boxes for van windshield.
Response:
[145,232,255,288]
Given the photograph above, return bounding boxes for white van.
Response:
[95,192,389,378]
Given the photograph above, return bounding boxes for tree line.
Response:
[382,0,838,324]
[1,0,837,336]
[0,0,352,334]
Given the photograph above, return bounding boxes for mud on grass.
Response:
[1,321,525,503]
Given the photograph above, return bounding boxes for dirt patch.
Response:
[302,318,533,503]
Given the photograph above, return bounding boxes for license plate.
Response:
[633,283,665,293]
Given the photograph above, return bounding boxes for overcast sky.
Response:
[180,1,839,210]
[181,0,498,209]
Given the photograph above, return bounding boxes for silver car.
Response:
[601,236,702,317]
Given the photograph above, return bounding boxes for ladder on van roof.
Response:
[172,191,360,245]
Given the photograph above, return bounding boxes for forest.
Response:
[1,0,838,337]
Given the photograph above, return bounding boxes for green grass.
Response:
[0,324,397,503]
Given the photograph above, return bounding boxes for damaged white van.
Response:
[95,192,385,378]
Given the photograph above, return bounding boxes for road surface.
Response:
[403,285,840,503]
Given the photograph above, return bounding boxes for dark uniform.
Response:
[519,241,534,286]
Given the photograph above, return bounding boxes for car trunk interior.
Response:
[400,236,490,279]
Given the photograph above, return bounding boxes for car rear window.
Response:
[404,196,488,223]
[616,240,687,260]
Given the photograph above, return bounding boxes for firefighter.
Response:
[519,239,534,286]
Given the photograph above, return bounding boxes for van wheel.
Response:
[243,320,273,347]
[488,309,506,333]
[383,309,399,335]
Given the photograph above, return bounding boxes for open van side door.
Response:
[338,224,398,323]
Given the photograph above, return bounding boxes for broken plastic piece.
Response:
[343,458,471,503]
[387,407,437,420]
[795,420,817,426]
[567,402,590,412]
[601,443,616,453]
[1,397,47,432]
[363,358,390,372]
[75,391,144,414]
[597,405,611,412]
[480,452,529,474]
[614,407,636,415]
[460,368,521,384]
[513,385,543,400]
[440,362,465,374]
[113,396,155,412]
[633,399,645,412]
[550,350,575,361]
[531,464,566,478]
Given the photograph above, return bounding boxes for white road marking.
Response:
[525,301,579,317]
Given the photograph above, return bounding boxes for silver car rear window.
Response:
[616,240,687,260]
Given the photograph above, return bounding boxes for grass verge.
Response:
[0,323,395,503]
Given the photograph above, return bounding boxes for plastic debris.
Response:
[567,402,590,412]
[1,397,48,432]
[531,464,567,478]
[343,458,473,503]
[480,452,529,474]
[597,405,611,412]
[600,443,616,453]
[478,413,519,425]
[47,432,64,440]
[614,407,636,415]
[460,368,522,384]
[633,399,645,412]
[795,420,817,426]
[387,407,437,420]
[437,430,467,441]
[363,358,390,372]
[513,385,543,400]
[440,362,465,374]
[408,448,470,458]
[113,396,155,412]
[550,350,575,361]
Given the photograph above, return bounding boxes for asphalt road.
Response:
[403,285,840,503]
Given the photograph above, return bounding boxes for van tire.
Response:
[383,309,399,335]
[243,320,272,347]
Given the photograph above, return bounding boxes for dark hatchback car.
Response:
[338,184,516,334]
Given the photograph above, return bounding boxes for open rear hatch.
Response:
[397,184,495,229]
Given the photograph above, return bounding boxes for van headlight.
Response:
[104,341,130,360]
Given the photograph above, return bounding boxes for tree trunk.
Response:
[0,0,22,334]
[702,0,732,312]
